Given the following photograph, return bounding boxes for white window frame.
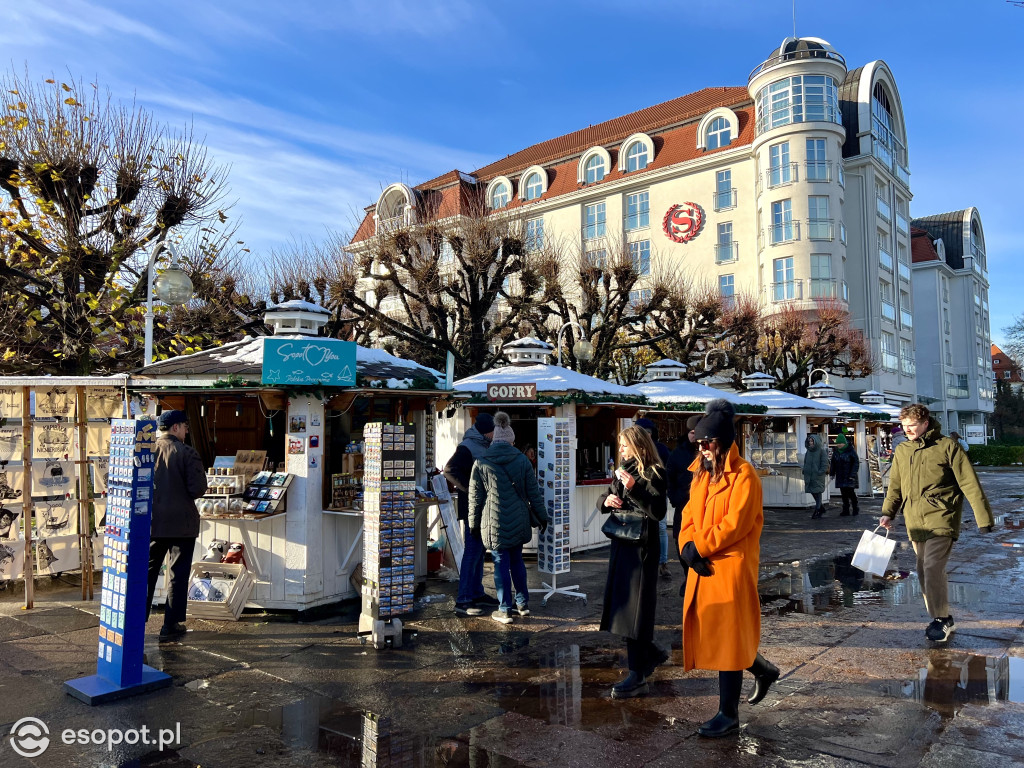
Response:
[618,133,655,172]
[583,202,607,240]
[578,146,612,184]
[486,176,512,209]
[519,165,548,201]
[625,190,650,231]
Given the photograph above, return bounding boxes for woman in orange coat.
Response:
[678,400,780,737]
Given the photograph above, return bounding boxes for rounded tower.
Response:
[748,37,848,312]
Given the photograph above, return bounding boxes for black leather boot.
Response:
[699,671,740,737]
[747,653,780,705]
[611,670,648,699]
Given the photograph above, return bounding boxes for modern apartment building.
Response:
[350,37,916,405]
[910,209,994,436]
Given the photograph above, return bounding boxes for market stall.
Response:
[438,337,646,554]
[129,302,448,612]
[857,391,903,493]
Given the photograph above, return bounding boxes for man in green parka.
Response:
[880,403,994,643]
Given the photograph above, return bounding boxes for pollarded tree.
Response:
[0,70,252,374]
[1004,313,1024,371]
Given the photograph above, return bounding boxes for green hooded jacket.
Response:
[881,418,994,541]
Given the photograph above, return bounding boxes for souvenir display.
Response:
[536,418,572,575]
[0,427,24,462]
[91,457,109,496]
[0,541,25,580]
[35,534,80,575]
[0,387,23,419]
[202,540,227,562]
[222,542,246,567]
[34,386,75,418]
[0,465,24,502]
[31,459,76,496]
[87,424,112,457]
[86,387,125,420]
[32,424,74,459]
[34,500,79,537]
[361,422,416,620]
[0,506,20,540]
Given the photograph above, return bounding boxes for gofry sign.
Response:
[486,383,537,401]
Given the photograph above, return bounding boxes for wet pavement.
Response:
[2,469,1024,766]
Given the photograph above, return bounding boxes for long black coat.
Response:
[830,445,860,488]
[599,459,667,641]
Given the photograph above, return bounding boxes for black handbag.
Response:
[601,509,647,544]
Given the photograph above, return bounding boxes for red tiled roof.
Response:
[910,226,940,264]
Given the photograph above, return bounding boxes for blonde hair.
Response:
[900,403,930,422]
[618,425,663,480]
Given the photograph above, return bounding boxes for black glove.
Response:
[681,541,713,577]
[978,525,993,534]
[538,520,548,535]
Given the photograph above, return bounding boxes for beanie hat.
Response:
[157,410,188,430]
[491,411,515,445]
[836,433,848,446]
[474,412,495,435]
[694,399,736,452]
[635,417,659,441]
[686,414,702,432]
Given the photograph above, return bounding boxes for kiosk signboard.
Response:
[261,338,356,386]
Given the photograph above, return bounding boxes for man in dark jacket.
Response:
[146,410,208,641]
[666,415,699,554]
[880,403,994,644]
[443,412,495,616]
[636,417,672,579]
[829,433,860,516]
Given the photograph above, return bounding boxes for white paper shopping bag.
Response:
[851,525,897,576]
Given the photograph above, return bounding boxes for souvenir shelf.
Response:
[203,472,244,498]
[747,429,799,466]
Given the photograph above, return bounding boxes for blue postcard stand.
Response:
[66,418,172,705]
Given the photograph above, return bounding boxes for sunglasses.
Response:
[696,439,716,450]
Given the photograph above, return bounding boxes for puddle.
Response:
[901,652,1024,718]
[118,749,196,768]
[1005,513,1024,530]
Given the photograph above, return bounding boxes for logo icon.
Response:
[10,717,50,757]
[662,202,705,243]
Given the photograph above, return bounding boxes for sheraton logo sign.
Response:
[486,383,537,401]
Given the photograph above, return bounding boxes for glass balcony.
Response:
[901,309,913,329]
[714,188,737,211]
[805,162,831,182]
[897,261,911,282]
[809,278,838,298]
[943,320,951,335]
[807,219,834,240]
[769,221,800,244]
[895,212,909,235]
[879,248,894,272]
[767,163,799,189]
[881,301,896,322]
[771,280,802,302]
[876,196,891,222]
[882,352,899,371]
[842,280,849,301]
[901,357,916,376]
[715,242,739,264]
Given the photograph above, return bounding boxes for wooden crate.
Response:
[186,562,254,621]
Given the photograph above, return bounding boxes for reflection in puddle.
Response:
[1005,513,1024,530]
[903,652,1023,717]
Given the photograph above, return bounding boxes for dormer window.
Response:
[578,146,612,185]
[518,165,548,201]
[626,142,648,171]
[697,108,740,151]
[486,176,513,209]
[706,117,732,149]
[585,155,605,183]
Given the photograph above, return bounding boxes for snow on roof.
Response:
[646,358,688,369]
[454,364,636,396]
[267,299,330,314]
[734,388,840,415]
[808,395,897,420]
[503,336,553,350]
[632,379,745,404]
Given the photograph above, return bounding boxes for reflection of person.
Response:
[636,418,672,580]
[468,413,548,624]
[829,433,860,516]
[678,399,779,738]
[880,403,994,644]
[147,410,208,642]
[522,445,537,471]
[599,426,668,699]
[666,415,699,555]
[802,433,829,519]
[443,412,496,617]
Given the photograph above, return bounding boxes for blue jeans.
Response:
[456,521,486,604]
[658,517,668,565]
[491,545,529,612]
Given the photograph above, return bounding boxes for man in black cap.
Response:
[443,412,496,616]
[147,410,208,641]
[667,414,700,557]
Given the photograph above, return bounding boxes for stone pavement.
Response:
[1,469,1023,767]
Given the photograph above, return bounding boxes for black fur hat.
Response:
[694,399,736,452]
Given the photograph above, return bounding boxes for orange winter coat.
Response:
[678,443,763,672]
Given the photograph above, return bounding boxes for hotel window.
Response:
[706,117,732,149]
[881,331,898,371]
[716,222,735,263]
[585,248,607,269]
[583,202,606,240]
[772,256,795,300]
[523,172,543,201]
[769,141,792,187]
[629,240,651,275]
[719,274,736,307]
[584,154,606,184]
[880,280,896,321]
[755,74,840,134]
[525,218,544,251]
[625,141,649,172]
[900,337,915,376]
[715,170,735,210]
[490,182,509,209]
[808,196,831,240]
[806,138,829,180]
[770,199,795,243]
[810,254,834,298]
[629,289,653,309]
[625,191,650,231]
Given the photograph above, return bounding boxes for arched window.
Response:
[626,142,648,172]
[706,117,732,150]
[490,181,510,209]
[523,172,543,201]
[584,155,605,184]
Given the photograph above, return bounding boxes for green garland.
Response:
[462,391,767,413]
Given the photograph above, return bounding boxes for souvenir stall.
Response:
[438,338,647,558]
[129,302,447,612]
[805,381,898,496]
[0,376,129,608]
[857,391,903,493]
[730,373,841,508]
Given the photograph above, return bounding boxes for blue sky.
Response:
[2,1,1021,344]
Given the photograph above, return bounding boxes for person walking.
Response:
[146,410,208,642]
[666,415,699,552]
[678,399,779,737]
[636,417,672,580]
[880,403,994,643]
[829,433,860,516]
[468,412,548,624]
[803,433,829,519]
[599,425,669,699]
[443,412,496,616]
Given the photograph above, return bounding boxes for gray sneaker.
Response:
[455,602,484,617]
[491,609,514,624]
[515,603,530,617]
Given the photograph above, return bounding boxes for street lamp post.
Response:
[143,241,194,367]
[704,348,730,371]
[556,321,595,369]
[807,368,830,388]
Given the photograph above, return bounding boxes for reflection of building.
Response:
[910,209,994,437]
[350,37,917,405]
[906,653,1009,718]
[992,343,1023,392]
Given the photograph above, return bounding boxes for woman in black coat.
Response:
[599,425,668,699]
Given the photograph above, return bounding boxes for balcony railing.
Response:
[715,242,739,264]
[770,280,802,302]
[714,188,737,211]
[901,356,916,376]
[769,221,800,244]
[767,163,799,189]
[881,300,896,322]
[807,218,834,240]
[897,261,911,282]
[876,196,891,222]
[901,309,913,329]
[882,352,898,371]
[895,212,909,235]
[809,278,839,298]
[763,278,849,304]
[805,162,831,182]
[880,248,894,273]
[748,47,846,82]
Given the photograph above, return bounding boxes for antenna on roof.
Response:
[792,0,797,37]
